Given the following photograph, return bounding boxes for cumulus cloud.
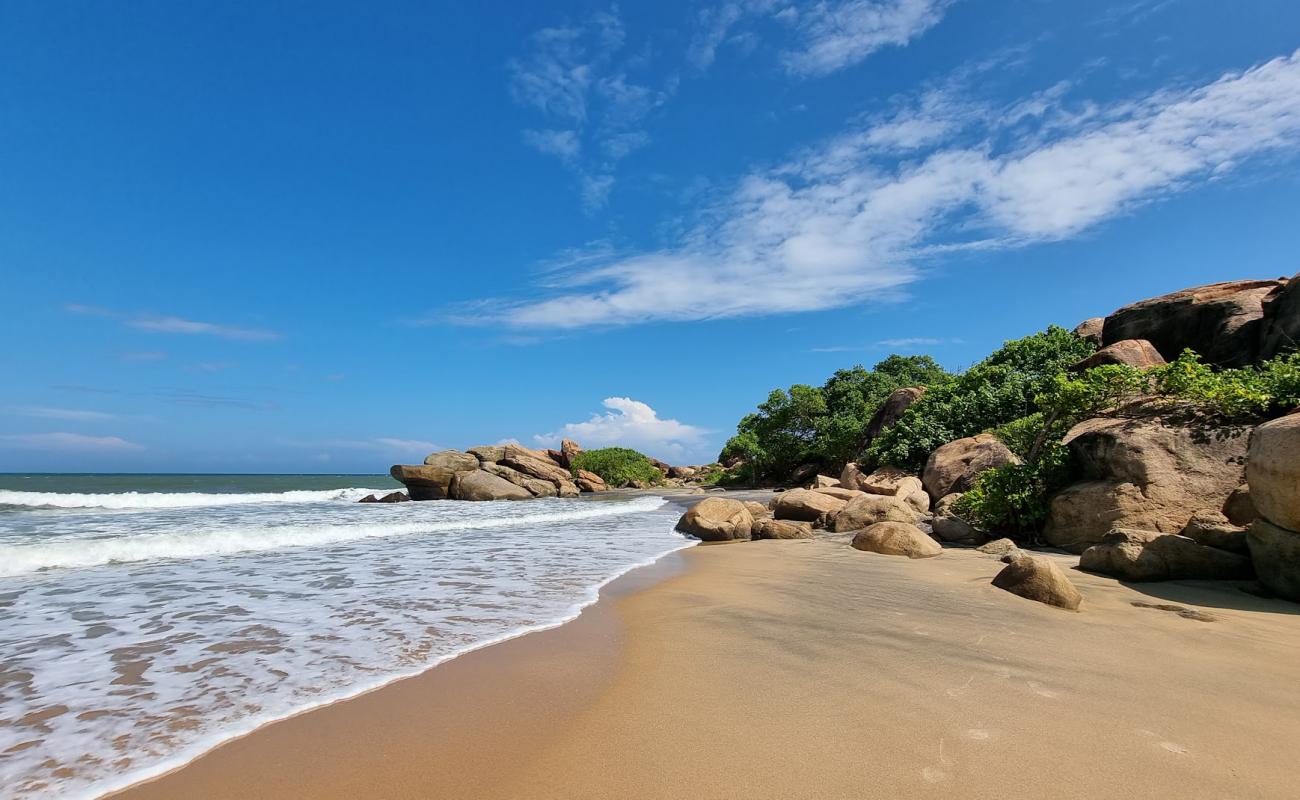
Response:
[535,398,709,460]
[466,48,1300,329]
[0,432,143,451]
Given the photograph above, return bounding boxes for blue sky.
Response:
[2,0,1300,472]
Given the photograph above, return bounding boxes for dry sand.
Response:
[113,538,1300,800]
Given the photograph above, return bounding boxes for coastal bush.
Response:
[718,355,952,483]
[866,327,1095,471]
[952,443,1074,539]
[570,447,664,487]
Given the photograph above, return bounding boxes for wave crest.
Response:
[0,487,385,510]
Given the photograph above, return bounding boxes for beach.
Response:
[112,533,1300,800]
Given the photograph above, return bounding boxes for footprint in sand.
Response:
[1026,680,1058,698]
[964,729,991,741]
[1159,741,1190,755]
[921,766,948,783]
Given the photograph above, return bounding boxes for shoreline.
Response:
[111,532,1300,799]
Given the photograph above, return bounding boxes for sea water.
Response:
[0,474,691,798]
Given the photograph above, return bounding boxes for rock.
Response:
[771,489,848,527]
[756,518,815,540]
[812,487,867,502]
[1222,484,1258,526]
[482,463,558,498]
[546,449,566,466]
[389,464,466,501]
[466,445,507,464]
[789,463,820,486]
[991,554,1082,610]
[559,438,583,467]
[1180,510,1249,555]
[813,474,841,489]
[976,538,1020,557]
[895,477,931,515]
[1245,412,1300,532]
[1078,528,1254,582]
[857,387,926,455]
[377,491,409,503]
[423,450,481,472]
[744,501,771,519]
[839,462,869,491]
[1070,339,1166,371]
[574,469,608,493]
[648,457,671,476]
[1043,415,1250,552]
[932,496,985,545]
[675,498,755,542]
[668,465,698,479]
[357,494,378,503]
[832,494,919,532]
[500,444,573,486]
[1257,271,1300,361]
[450,470,533,502]
[850,522,942,558]
[1073,317,1104,345]
[922,434,1019,500]
[1101,278,1284,367]
[854,466,915,496]
[1247,518,1300,602]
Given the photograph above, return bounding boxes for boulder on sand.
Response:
[850,522,941,558]
[1070,339,1166,371]
[1180,510,1249,554]
[756,518,815,540]
[922,434,1019,500]
[977,538,1020,558]
[813,474,841,489]
[812,486,867,502]
[1247,519,1300,602]
[675,498,754,542]
[1079,528,1253,582]
[771,489,848,527]
[853,465,914,496]
[1244,412,1300,601]
[992,553,1082,611]
[1222,484,1257,527]
[450,470,533,502]
[833,494,919,532]
[931,493,985,546]
[744,501,771,520]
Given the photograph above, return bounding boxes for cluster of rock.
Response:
[388,440,604,502]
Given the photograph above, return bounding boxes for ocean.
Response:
[0,474,691,799]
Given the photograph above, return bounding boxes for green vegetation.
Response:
[718,355,952,484]
[569,447,663,487]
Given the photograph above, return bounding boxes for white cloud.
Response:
[523,128,581,160]
[466,49,1300,329]
[535,398,709,461]
[781,0,954,76]
[129,315,280,341]
[8,406,117,421]
[0,432,143,451]
[120,351,167,362]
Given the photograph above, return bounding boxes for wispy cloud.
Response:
[535,397,709,461]
[6,406,117,421]
[461,48,1300,329]
[0,432,144,451]
[120,351,167,362]
[876,336,962,348]
[64,305,281,342]
[780,0,955,76]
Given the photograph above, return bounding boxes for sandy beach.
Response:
[112,533,1300,800]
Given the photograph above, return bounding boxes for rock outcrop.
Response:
[1079,528,1253,582]
[931,492,986,546]
[1244,413,1300,601]
[756,518,815,540]
[850,522,941,558]
[574,469,608,493]
[559,438,583,467]
[813,474,841,489]
[771,489,847,527]
[1043,415,1249,552]
[423,450,480,472]
[1070,339,1166,371]
[922,434,1019,500]
[1222,485,1257,526]
[675,498,755,542]
[856,386,926,455]
[1100,278,1285,367]
[1257,271,1300,361]
[1073,317,1104,345]
[832,494,919,532]
[1180,510,1249,555]
[992,554,1082,610]
[812,486,866,502]
[451,470,533,501]
[389,464,464,501]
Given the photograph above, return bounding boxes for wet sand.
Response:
[113,538,1300,799]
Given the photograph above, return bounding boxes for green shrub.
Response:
[569,447,663,487]
[951,442,1074,539]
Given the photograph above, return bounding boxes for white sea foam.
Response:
[0,490,689,799]
[0,487,383,509]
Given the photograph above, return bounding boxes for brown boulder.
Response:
[1073,317,1104,345]
[1078,528,1253,582]
[648,457,671,476]
[992,554,1082,610]
[771,489,848,527]
[466,445,507,463]
[976,538,1020,557]
[1043,415,1250,552]
[501,444,573,485]
[423,450,481,472]
[1245,412,1300,532]
[359,492,409,503]
[555,479,581,498]
[857,387,926,455]
[850,522,941,558]
[854,465,915,496]
[1070,339,1166,371]
[832,494,919,532]
[1247,518,1300,602]
[813,474,841,489]
[811,486,867,502]
[450,470,533,501]
[675,498,754,542]
[931,494,985,546]
[839,462,869,491]
[1222,484,1257,526]
[922,434,1019,499]
[574,469,608,492]
[482,463,558,498]
[1257,271,1300,361]
[756,518,815,540]
[1180,510,1249,554]
[744,501,771,519]
[1101,278,1284,367]
[668,465,698,480]
[390,464,466,501]
[559,438,583,467]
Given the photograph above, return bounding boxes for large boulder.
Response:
[500,444,574,486]
[675,498,754,542]
[1222,484,1258,527]
[840,462,869,492]
[857,387,926,455]
[559,438,583,466]
[755,518,815,540]
[1245,413,1300,532]
[991,554,1083,611]
[1257,272,1300,361]
[450,470,533,502]
[1100,278,1284,367]
[466,445,507,464]
[922,434,1019,500]
[1070,339,1166,371]
[811,486,867,502]
[853,465,914,496]
[482,463,557,498]
[931,493,986,546]
[832,494,919,532]
[574,469,608,493]
[1073,317,1104,346]
[1078,528,1253,582]
[423,450,480,472]
[1180,510,1249,555]
[850,522,942,559]
[771,489,847,527]
[1043,415,1250,552]
[813,474,841,489]
[1247,519,1300,602]
[390,464,467,501]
